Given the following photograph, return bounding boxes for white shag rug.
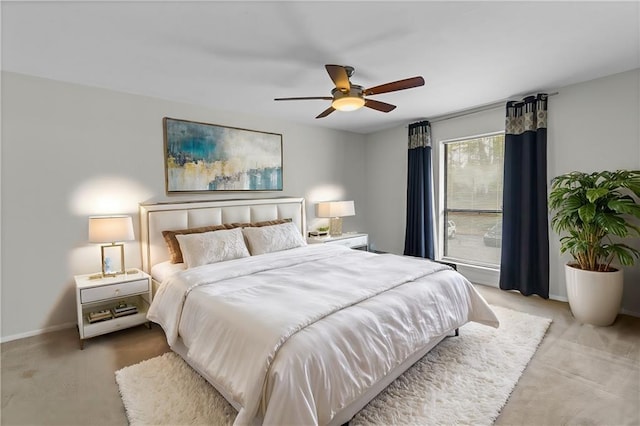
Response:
[115,305,551,426]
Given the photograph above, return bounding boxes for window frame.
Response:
[439,130,505,268]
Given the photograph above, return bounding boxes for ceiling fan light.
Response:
[332,96,365,112]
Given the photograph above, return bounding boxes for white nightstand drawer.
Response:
[332,235,368,248]
[81,279,149,303]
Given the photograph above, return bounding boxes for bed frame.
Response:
[139,197,454,425]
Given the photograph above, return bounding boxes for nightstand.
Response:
[307,232,369,251]
[74,269,152,349]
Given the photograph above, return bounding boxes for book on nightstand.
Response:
[111,303,138,317]
[308,231,329,237]
[87,309,113,323]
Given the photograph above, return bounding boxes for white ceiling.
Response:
[2,1,639,134]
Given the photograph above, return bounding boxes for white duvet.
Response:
[148,244,499,425]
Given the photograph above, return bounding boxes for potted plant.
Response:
[549,170,640,326]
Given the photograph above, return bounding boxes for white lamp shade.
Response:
[316,201,356,218]
[88,216,134,243]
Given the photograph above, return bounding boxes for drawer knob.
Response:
[115,288,120,295]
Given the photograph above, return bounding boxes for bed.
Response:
[140,197,499,426]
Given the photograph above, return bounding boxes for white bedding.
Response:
[150,260,186,283]
[148,244,499,425]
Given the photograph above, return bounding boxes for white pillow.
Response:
[150,260,186,282]
[175,228,250,269]
[242,222,307,255]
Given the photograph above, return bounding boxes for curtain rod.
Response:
[425,91,559,124]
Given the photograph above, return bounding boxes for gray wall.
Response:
[1,72,367,340]
[2,68,638,340]
[365,68,640,314]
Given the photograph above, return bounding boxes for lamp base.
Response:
[329,217,343,237]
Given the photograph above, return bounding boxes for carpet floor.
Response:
[115,305,551,425]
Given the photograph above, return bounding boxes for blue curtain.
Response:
[404,121,435,259]
[499,94,549,298]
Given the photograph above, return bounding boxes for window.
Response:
[442,132,504,267]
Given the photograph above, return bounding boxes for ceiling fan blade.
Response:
[316,106,335,119]
[325,64,351,91]
[364,99,397,113]
[274,96,333,101]
[364,76,425,96]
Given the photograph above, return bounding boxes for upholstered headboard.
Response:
[139,197,306,273]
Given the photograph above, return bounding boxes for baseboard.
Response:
[1,321,76,344]
[549,293,568,303]
[474,282,640,318]
[620,307,640,318]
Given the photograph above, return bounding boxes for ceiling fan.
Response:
[274,64,425,119]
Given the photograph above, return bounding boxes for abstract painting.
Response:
[163,117,283,193]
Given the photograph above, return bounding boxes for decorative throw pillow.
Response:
[163,219,293,263]
[242,222,306,256]
[175,228,250,269]
[162,225,229,264]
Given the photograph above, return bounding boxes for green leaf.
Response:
[548,187,571,209]
[578,204,596,223]
[627,223,640,237]
[563,195,584,213]
[606,244,640,266]
[608,197,640,219]
[596,214,628,237]
[586,188,609,203]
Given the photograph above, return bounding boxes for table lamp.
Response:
[316,201,355,237]
[88,215,135,277]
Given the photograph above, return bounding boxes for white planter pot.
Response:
[565,264,624,326]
